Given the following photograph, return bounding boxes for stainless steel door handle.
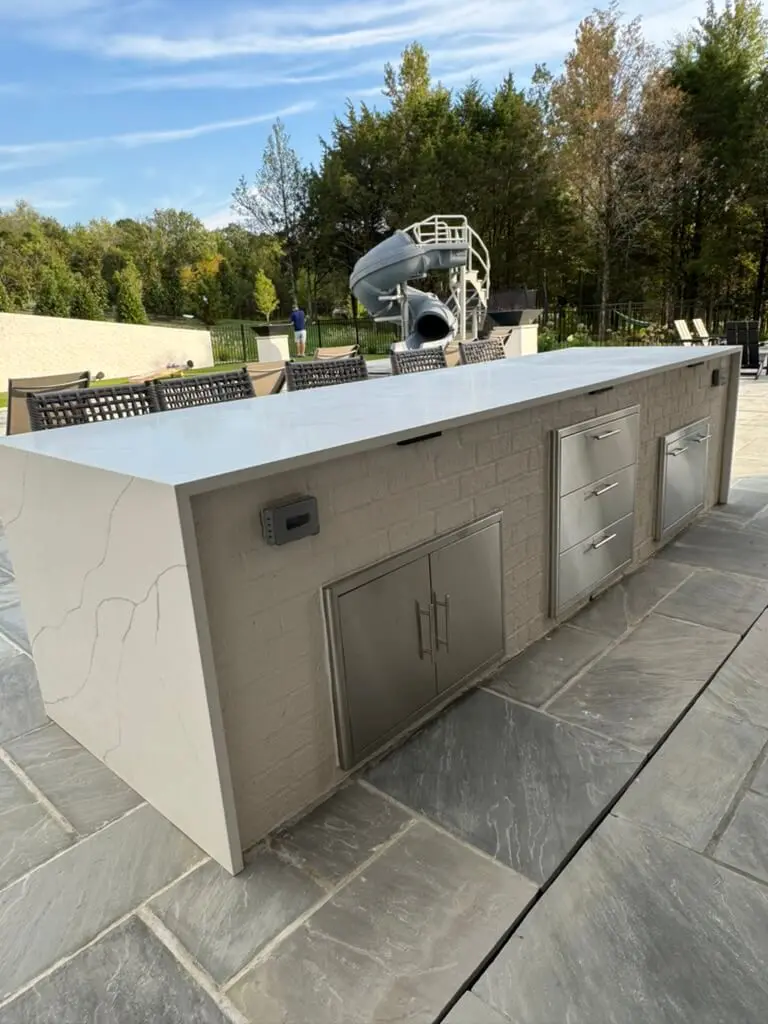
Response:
[592,533,617,550]
[416,601,433,660]
[593,429,621,440]
[433,593,450,652]
[592,481,619,497]
[692,435,712,444]
[670,446,689,457]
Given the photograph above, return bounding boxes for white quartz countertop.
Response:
[0,347,737,494]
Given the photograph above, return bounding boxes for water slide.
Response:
[350,216,489,350]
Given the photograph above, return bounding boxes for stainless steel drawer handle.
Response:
[692,434,712,444]
[593,481,619,497]
[593,429,622,441]
[592,533,617,550]
[670,446,689,457]
[416,601,433,660]
[433,593,450,652]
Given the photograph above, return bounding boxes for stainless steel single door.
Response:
[336,557,437,766]
[661,431,708,536]
[429,522,504,693]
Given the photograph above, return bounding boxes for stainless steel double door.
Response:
[335,520,503,768]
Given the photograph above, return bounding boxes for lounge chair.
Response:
[673,320,695,345]
[314,345,359,361]
[245,361,286,397]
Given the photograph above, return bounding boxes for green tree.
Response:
[253,269,279,322]
[671,0,768,315]
[114,261,148,324]
[180,254,224,325]
[0,278,11,312]
[35,267,70,317]
[233,120,308,305]
[70,274,106,320]
[550,3,683,336]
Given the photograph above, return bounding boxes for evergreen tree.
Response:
[70,274,106,320]
[35,268,70,317]
[114,261,149,324]
[0,278,10,312]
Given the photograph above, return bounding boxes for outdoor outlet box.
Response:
[261,495,319,546]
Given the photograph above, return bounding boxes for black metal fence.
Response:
[542,302,758,348]
[211,305,760,364]
[211,318,400,363]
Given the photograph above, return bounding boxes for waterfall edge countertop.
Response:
[0,347,738,495]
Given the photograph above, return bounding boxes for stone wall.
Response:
[191,353,734,849]
[0,313,213,384]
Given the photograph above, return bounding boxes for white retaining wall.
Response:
[0,313,214,384]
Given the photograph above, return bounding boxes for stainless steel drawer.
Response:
[556,513,634,611]
[656,418,711,541]
[559,411,639,496]
[558,464,636,553]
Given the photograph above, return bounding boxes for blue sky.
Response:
[0,0,708,227]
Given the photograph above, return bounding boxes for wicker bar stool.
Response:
[285,356,369,390]
[390,348,448,375]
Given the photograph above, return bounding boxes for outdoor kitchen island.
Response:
[0,346,741,874]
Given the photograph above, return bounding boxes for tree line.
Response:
[1,1,767,338]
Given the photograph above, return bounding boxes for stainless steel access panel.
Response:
[656,418,711,542]
[324,515,504,770]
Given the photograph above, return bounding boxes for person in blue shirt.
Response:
[290,304,307,357]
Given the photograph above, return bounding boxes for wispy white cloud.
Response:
[92,62,381,95]
[57,0,573,63]
[0,102,314,172]
[0,175,101,211]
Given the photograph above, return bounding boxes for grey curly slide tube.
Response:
[350,229,468,349]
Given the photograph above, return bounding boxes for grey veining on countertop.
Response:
[474,815,768,1024]
[366,689,642,884]
[0,346,735,493]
